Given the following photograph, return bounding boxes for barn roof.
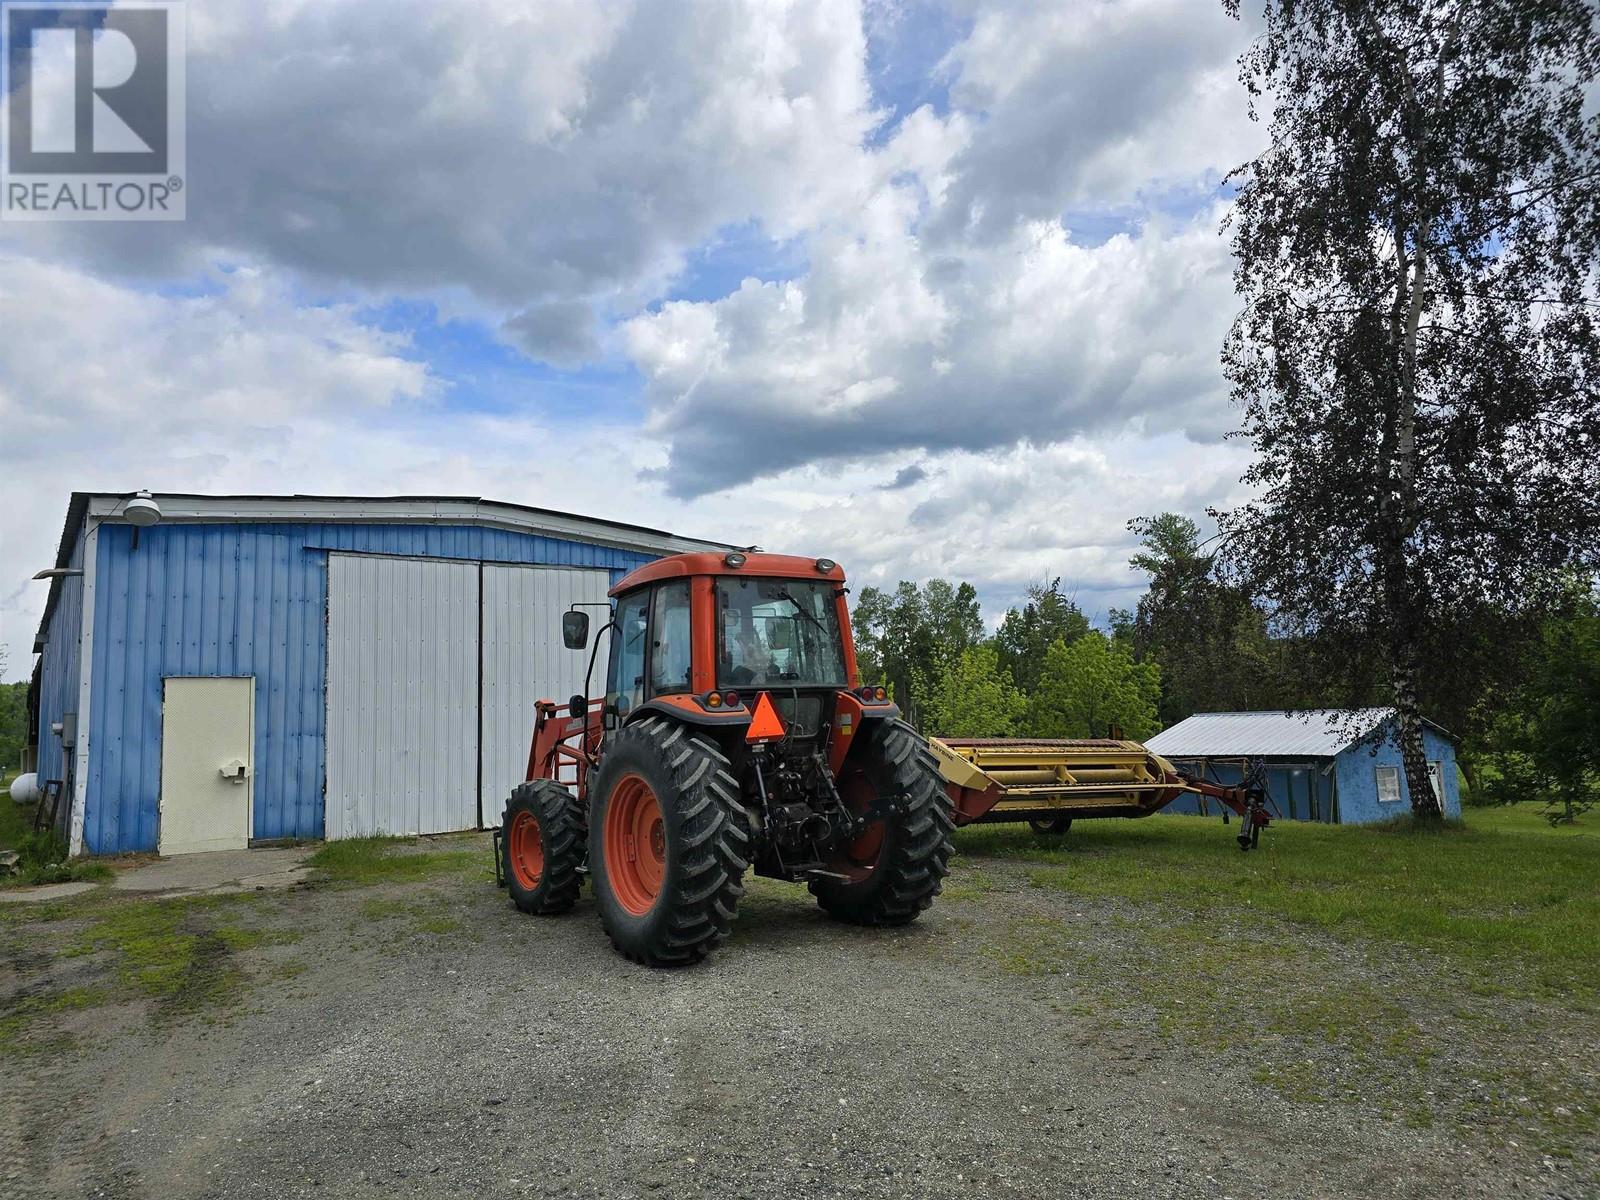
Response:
[1145,709,1454,759]
[33,491,731,651]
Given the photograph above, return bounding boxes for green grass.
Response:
[307,834,491,887]
[958,807,1600,1153]
[0,789,33,850]
[955,805,1599,997]
[0,799,113,888]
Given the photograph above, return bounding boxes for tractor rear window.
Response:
[716,577,847,690]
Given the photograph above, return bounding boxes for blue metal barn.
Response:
[1145,710,1463,825]
[31,492,725,856]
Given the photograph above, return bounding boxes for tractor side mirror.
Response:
[569,693,586,720]
[561,610,590,650]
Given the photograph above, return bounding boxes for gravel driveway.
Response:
[3,835,1595,1199]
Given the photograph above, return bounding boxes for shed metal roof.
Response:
[1145,709,1453,759]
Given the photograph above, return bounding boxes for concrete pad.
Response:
[110,846,316,896]
[0,880,99,904]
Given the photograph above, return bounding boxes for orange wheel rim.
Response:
[509,809,544,890]
[845,822,884,866]
[835,771,884,881]
[605,773,665,916]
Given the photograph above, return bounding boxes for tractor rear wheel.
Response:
[587,717,749,967]
[812,720,954,926]
[1028,815,1073,836]
[502,779,585,915]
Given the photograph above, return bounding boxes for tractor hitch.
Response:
[1233,797,1270,851]
[847,791,908,838]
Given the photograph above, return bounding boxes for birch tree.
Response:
[1218,0,1600,818]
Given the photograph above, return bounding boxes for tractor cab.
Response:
[506,550,953,968]
[561,551,894,748]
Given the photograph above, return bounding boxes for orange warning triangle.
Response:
[745,692,786,742]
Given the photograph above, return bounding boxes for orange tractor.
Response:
[495,551,955,967]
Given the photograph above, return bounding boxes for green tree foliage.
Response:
[917,644,1026,738]
[1106,607,1136,651]
[1217,1,1600,818]
[1479,588,1600,824]
[994,579,1090,693]
[851,578,984,724]
[0,647,27,774]
[1127,513,1317,724]
[1027,632,1161,742]
[921,580,985,671]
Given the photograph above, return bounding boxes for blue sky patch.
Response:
[662,219,808,305]
[361,297,645,424]
[864,0,969,145]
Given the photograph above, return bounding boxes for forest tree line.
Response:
[851,513,1600,819]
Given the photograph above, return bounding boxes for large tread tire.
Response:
[588,716,749,967]
[811,720,954,926]
[502,779,585,915]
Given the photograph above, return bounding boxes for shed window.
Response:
[1375,765,1401,804]
[1427,761,1444,803]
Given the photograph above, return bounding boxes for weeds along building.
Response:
[1145,709,1463,825]
[29,492,725,856]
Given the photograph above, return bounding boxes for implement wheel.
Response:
[812,720,954,926]
[588,717,749,967]
[1028,815,1073,836]
[502,779,585,915]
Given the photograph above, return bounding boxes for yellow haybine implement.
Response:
[930,736,1273,850]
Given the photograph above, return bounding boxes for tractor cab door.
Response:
[607,581,695,724]
[608,590,650,720]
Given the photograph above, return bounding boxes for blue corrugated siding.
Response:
[84,521,654,853]
[37,525,85,828]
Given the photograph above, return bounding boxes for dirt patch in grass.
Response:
[0,985,106,1059]
[2,838,499,1064]
[65,894,303,1019]
[0,890,310,1061]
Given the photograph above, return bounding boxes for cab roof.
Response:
[610,552,847,595]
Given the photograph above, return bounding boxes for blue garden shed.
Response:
[30,492,725,856]
[1145,709,1462,825]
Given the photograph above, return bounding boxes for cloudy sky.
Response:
[0,0,1267,679]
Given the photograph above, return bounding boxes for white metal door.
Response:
[325,555,478,839]
[481,564,612,826]
[159,677,253,855]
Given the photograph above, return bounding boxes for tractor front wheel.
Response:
[587,717,749,967]
[812,720,954,926]
[502,779,585,915]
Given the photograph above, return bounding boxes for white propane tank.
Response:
[10,772,41,805]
